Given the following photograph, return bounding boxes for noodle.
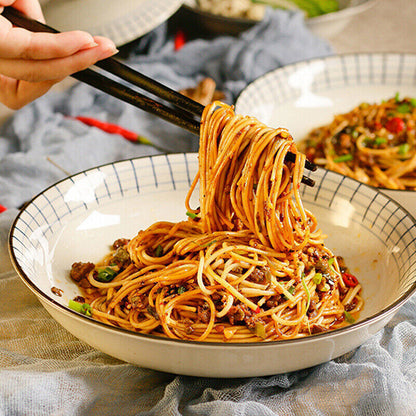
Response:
[299,94,416,190]
[69,101,362,342]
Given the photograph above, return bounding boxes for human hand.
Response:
[0,0,118,109]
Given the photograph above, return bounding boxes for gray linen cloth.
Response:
[0,8,415,416]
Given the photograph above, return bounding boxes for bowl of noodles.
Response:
[9,102,416,377]
[236,52,416,217]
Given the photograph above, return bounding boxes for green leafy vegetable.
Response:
[251,0,338,17]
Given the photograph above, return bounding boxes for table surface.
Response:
[0,0,415,125]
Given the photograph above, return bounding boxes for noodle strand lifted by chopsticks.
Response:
[70,101,362,342]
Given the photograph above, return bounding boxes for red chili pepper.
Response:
[0,204,7,213]
[342,272,358,288]
[385,117,405,134]
[174,30,186,51]
[74,116,154,147]
[255,306,261,314]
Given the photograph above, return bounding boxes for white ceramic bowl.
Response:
[236,53,416,218]
[42,0,184,47]
[8,153,416,377]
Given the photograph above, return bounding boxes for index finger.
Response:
[0,16,99,59]
[0,0,44,22]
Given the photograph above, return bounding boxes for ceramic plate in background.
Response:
[9,153,416,377]
[236,53,416,215]
[42,0,184,47]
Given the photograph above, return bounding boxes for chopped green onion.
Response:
[344,311,356,324]
[351,130,359,139]
[410,98,416,107]
[374,137,387,145]
[333,154,353,163]
[312,272,322,285]
[327,257,337,274]
[186,211,198,219]
[253,322,267,339]
[154,244,163,257]
[394,92,401,102]
[177,286,186,294]
[301,273,310,312]
[397,103,411,114]
[69,299,92,317]
[96,267,117,282]
[284,285,296,300]
[199,239,217,249]
[398,143,410,155]
[320,283,330,292]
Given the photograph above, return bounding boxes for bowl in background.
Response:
[42,0,184,47]
[236,53,416,217]
[9,153,416,377]
[177,0,378,38]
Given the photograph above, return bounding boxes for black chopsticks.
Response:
[2,6,316,186]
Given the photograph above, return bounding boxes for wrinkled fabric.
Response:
[1,8,415,416]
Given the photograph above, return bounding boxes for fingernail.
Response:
[99,46,119,60]
[80,41,99,51]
